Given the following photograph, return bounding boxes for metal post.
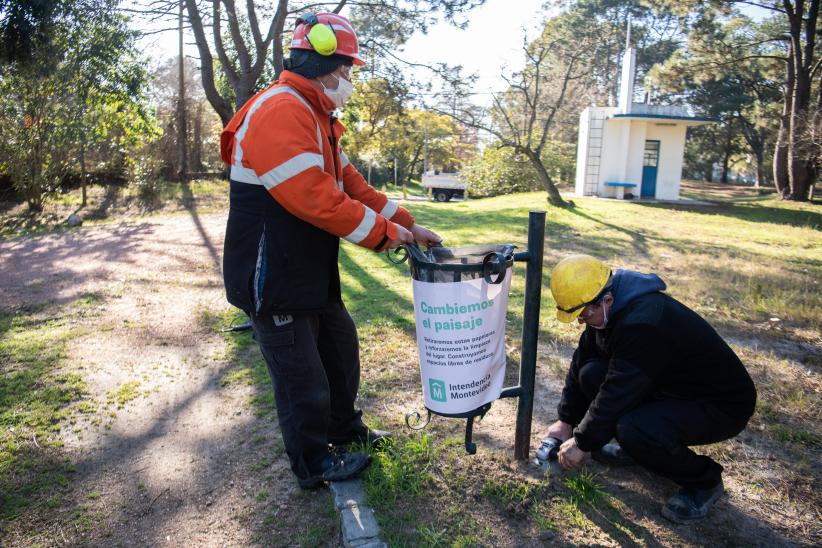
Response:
[514,210,546,459]
[177,0,187,183]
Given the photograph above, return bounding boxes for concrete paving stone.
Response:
[340,505,380,544]
[349,541,388,548]
[330,479,366,509]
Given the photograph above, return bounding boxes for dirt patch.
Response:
[0,212,338,546]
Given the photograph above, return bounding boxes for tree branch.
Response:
[212,1,239,88]
[737,1,787,13]
[246,0,263,49]
[184,0,232,125]
[223,0,252,74]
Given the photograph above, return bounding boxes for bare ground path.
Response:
[0,213,338,546]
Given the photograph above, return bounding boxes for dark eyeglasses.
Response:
[556,284,612,315]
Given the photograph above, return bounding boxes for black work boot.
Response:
[298,451,373,490]
[328,426,391,448]
[592,443,636,466]
[328,411,392,448]
[661,479,724,523]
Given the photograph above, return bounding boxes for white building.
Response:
[575,39,716,200]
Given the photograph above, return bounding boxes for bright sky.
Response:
[396,0,551,96]
[130,0,772,102]
[130,0,551,98]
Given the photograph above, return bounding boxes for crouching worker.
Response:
[220,13,441,489]
[540,255,756,523]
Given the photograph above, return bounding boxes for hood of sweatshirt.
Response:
[608,269,667,317]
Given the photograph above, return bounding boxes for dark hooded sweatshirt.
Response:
[557,270,757,452]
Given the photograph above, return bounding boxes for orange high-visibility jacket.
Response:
[221,71,414,249]
[220,71,415,315]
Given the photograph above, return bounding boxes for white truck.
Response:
[421,170,468,202]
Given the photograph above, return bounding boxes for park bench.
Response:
[605,181,637,200]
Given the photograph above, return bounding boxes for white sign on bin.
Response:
[412,274,512,414]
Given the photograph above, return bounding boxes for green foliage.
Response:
[342,89,465,185]
[363,433,438,506]
[480,477,535,508]
[462,146,540,197]
[126,144,166,202]
[462,141,575,198]
[0,0,63,64]
[563,471,604,506]
[649,11,783,186]
[0,0,156,210]
[105,380,141,409]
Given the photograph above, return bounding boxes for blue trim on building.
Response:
[611,113,719,123]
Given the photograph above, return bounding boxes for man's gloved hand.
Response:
[410,223,442,247]
[387,224,415,249]
[558,437,591,471]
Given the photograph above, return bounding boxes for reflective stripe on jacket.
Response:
[220,71,414,249]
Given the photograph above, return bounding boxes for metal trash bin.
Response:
[397,243,515,418]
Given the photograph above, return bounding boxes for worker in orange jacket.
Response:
[220,13,441,489]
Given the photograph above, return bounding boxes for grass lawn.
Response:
[339,183,821,546]
[0,180,819,545]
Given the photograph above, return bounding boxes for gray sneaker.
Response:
[661,480,724,523]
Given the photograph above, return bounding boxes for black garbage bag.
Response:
[400,243,516,284]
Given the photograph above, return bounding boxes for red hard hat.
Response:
[290,13,365,66]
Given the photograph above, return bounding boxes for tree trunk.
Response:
[783,0,817,201]
[721,150,730,184]
[525,149,567,207]
[755,148,765,188]
[774,43,794,196]
[774,121,790,195]
[80,138,87,206]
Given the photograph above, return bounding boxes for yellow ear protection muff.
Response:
[297,13,337,56]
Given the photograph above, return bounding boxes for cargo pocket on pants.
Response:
[256,328,304,379]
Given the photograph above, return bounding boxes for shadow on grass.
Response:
[565,207,650,257]
[582,464,798,547]
[338,246,416,334]
[180,181,221,272]
[635,199,822,230]
[83,184,122,221]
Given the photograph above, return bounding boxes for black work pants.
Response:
[251,302,363,481]
[575,358,751,489]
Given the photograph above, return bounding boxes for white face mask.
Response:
[322,74,354,108]
[590,306,609,330]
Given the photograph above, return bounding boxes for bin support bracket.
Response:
[405,408,432,431]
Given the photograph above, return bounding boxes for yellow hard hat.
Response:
[550,254,612,323]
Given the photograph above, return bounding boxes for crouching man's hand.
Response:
[558,437,590,471]
[546,420,573,442]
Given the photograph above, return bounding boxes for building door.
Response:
[641,140,660,197]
